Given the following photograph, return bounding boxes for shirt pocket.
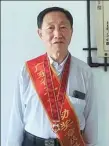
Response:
[68,96,86,118]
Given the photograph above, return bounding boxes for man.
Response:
[7,7,98,146]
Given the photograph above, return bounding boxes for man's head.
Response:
[37,7,73,62]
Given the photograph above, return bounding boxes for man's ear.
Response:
[37,29,42,39]
[71,27,73,36]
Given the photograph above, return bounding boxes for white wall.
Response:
[1,1,109,146]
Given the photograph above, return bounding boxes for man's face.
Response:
[38,11,73,58]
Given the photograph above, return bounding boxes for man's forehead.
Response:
[42,11,70,24]
[44,21,69,25]
[43,11,68,20]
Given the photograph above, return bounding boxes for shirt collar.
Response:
[47,52,69,67]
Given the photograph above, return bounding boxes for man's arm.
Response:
[6,67,25,146]
[83,71,98,146]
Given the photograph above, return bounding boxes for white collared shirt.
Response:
[48,53,69,76]
[6,54,98,146]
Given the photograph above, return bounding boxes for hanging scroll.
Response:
[96,1,109,57]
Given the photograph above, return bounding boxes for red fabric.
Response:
[26,54,85,146]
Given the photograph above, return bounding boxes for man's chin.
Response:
[52,46,63,52]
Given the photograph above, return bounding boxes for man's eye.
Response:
[48,27,53,29]
[60,26,66,29]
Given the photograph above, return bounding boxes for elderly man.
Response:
[7,7,98,146]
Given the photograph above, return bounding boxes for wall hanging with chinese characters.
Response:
[83,0,109,71]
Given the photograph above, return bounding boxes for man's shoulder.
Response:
[26,53,46,63]
[71,55,92,75]
[19,54,46,77]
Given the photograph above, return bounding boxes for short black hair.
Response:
[37,7,73,28]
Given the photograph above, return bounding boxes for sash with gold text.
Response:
[26,53,85,146]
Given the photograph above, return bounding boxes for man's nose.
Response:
[53,28,62,38]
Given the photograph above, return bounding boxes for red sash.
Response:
[26,53,85,146]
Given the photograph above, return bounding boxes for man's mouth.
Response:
[53,41,64,44]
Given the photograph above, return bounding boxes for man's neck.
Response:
[47,52,69,64]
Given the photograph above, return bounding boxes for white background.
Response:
[1,1,109,146]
